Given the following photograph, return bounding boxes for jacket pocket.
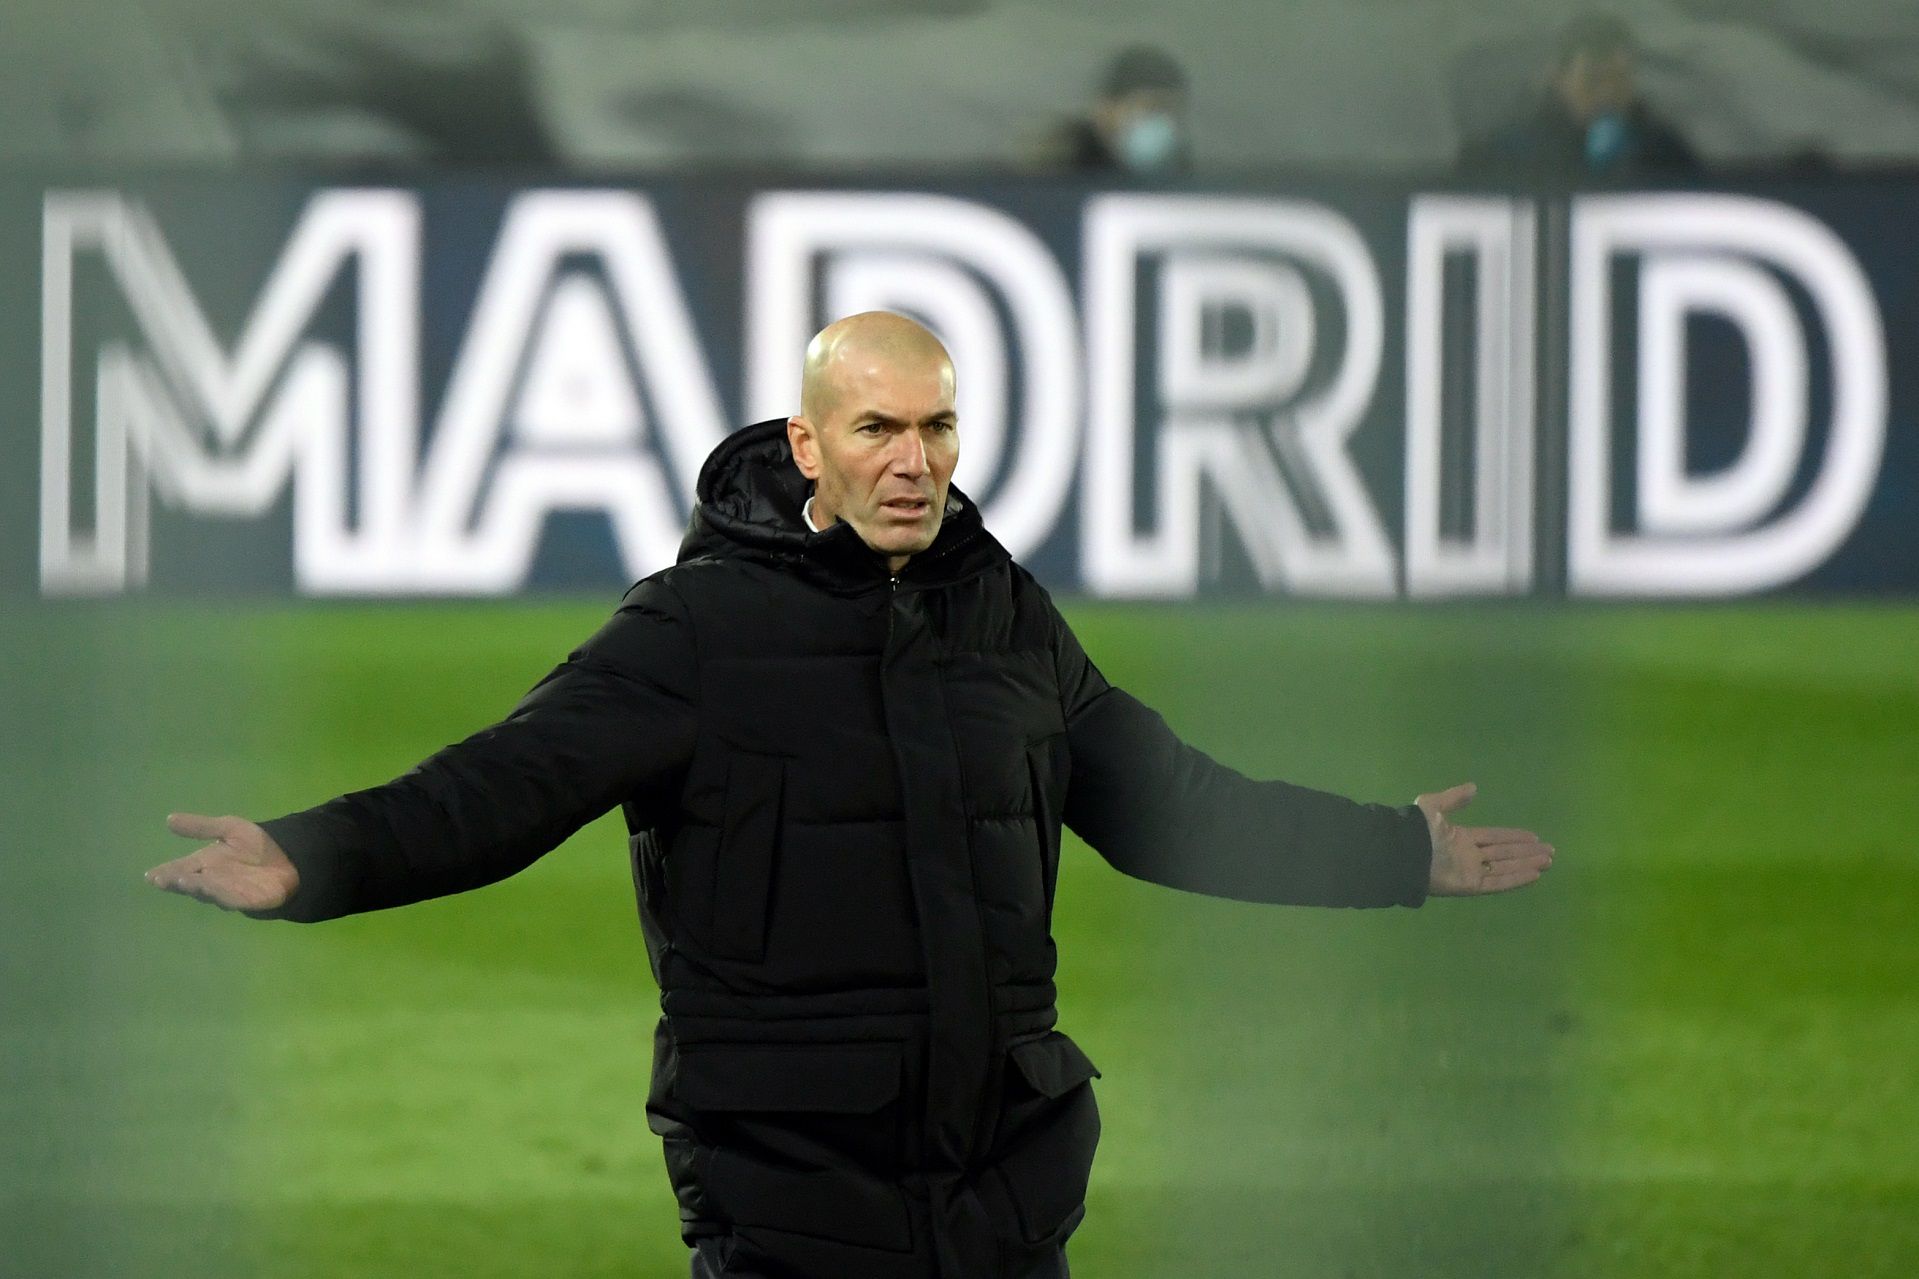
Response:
[991,1030,1102,1245]
[672,1040,914,1253]
[674,1041,902,1114]
[710,751,785,962]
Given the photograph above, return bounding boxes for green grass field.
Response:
[3,600,1915,1277]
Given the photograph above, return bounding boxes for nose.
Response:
[890,426,930,480]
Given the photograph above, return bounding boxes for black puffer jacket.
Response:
[256,418,1432,1276]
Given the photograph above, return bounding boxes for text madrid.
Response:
[41,188,1884,597]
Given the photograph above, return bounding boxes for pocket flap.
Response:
[1008,1031,1100,1098]
[674,1042,904,1114]
[711,751,785,961]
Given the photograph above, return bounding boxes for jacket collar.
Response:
[679,418,1006,593]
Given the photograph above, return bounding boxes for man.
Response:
[148,312,1554,1279]
[1458,12,1702,177]
[213,1,560,167]
[1031,44,1193,176]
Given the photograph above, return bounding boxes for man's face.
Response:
[788,350,959,568]
[1094,88,1188,172]
[1557,47,1637,122]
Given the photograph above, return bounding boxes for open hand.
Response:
[145,813,299,913]
[1415,783,1554,897]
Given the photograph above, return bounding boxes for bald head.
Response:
[786,311,960,574]
[799,312,954,424]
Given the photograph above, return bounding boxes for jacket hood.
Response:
[679,418,1006,591]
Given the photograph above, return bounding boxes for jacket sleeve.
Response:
[1046,592,1430,910]
[249,575,700,923]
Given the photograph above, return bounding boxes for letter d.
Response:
[1568,194,1885,596]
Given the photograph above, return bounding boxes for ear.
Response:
[787,415,821,480]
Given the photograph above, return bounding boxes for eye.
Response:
[857,422,885,435]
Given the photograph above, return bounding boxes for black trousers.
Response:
[676,1151,1088,1279]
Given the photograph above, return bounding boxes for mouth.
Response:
[879,497,933,518]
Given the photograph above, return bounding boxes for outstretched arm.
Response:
[1044,590,1550,908]
[145,577,700,923]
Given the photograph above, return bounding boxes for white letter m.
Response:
[39,190,420,594]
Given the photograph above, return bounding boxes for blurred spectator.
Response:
[214,1,559,168]
[1030,43,1192,176]
[1458,13,1701,177]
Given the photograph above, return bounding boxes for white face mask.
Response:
[1585,112,1628,169]
[1116,112,1181,172]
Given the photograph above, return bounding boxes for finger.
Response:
[1473,840,1552,866]
[1478,865,1544,893]
[147,849,217,890]
[1473,836,1554,860]
[1418,782,1476,815]
[1481,841,1558,871]
[1469,827,1546,848]
[166,812,229,842]
[146,852,186,886]
[160,869,241,909]
[1470,845,1551,880]
[176,863,265,912]
[152,866,207,897]
[1490,849,1554,876]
